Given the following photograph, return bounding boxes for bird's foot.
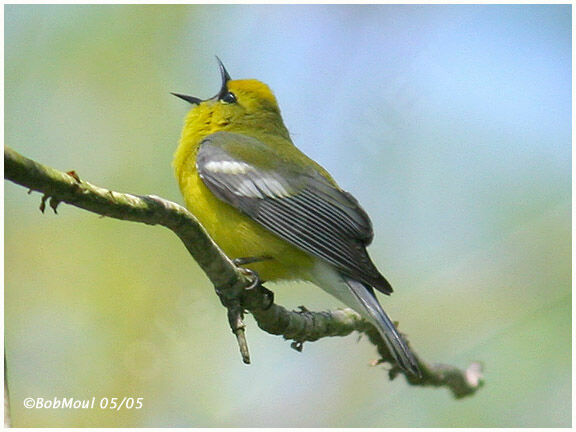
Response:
[232,257,275,309]
[237,267,261,290]
[232,256,272,290]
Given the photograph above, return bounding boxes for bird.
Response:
[172,58,420,376]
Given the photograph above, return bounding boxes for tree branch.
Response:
[4,146,484,398]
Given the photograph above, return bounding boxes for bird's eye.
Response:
[220,91,237,104]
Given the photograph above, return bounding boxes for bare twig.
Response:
[4,146,484,398]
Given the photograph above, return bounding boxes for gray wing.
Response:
[196,131,392,293]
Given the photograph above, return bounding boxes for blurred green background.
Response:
[4,4,571,428]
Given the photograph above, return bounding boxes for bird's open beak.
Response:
[171,92,202,105]
[216,56,231,100]
[172,56,232,105]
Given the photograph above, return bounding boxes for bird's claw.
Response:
[237,267,261,290]
[232,256,274,308]
[233,256,272,290]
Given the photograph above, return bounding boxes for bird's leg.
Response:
[232,256,272,290]
[232,255,273,266]
[232,256,275,309]
[237,267,261,290]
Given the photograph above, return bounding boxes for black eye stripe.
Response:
[220,91,237,104]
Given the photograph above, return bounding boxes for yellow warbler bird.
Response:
[173,58,419,376]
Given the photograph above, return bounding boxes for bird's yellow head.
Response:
[173,58,290,141]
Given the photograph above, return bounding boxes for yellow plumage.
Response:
[172,61,420,375]
[173,79,315,281]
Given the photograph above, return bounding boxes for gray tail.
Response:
[344,275,420,377]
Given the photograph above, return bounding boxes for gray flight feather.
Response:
[196,131,392,293]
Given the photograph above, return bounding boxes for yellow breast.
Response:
[174,144,313,282]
